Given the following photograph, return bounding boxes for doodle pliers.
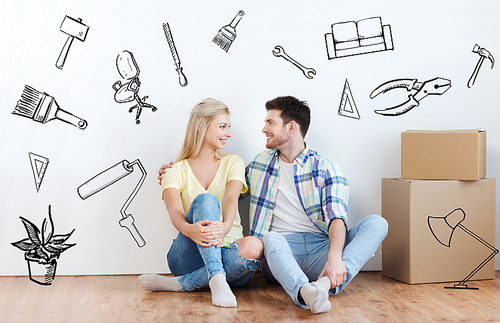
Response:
[370,77,452,116]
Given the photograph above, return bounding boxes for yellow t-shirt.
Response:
[161,154,248,247]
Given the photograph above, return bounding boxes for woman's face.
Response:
[203,113,232,150]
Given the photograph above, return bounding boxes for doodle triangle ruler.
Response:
[29,152,49,192]
[338,79,360,120]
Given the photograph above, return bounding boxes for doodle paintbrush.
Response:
[12,85,87,129]
[212,10,245,52]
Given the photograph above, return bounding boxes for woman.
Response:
[139,98,263,308]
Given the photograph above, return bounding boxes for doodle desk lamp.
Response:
[428,208,498,290]
[112,50,157,124]
[77,159,147,247]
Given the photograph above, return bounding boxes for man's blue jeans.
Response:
[261,214,388,308]
[167,193,260,292]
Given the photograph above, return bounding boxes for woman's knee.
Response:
[237,236,264,260]
[193,193,219,206]
[190,193,220,222]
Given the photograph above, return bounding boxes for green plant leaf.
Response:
[45,242,76,254]
[19,216,41,246]
[11,238,37,251]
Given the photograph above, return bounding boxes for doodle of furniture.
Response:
[325,17,393,59]
[112,50,157,124]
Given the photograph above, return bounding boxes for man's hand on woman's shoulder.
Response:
[158,162,174,184]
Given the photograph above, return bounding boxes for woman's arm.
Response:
[212,179,243,247]
[163,188,217,247]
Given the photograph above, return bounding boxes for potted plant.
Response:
[11,205,76,286]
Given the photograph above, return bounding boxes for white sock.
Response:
[209,273,237,308]
[299,284,331,314]
[312,276,331,292]
[138,274,182,292]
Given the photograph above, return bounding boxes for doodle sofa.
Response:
[325,16,393,59]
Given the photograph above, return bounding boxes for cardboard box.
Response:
[401,130,486,180]
[381,178,496,284]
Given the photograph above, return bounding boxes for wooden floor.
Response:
[1,271,499,322]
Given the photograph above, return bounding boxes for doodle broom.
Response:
[77,159,147,247]
[13,85,88,129]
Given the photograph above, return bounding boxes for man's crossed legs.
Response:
[261,214,388,314]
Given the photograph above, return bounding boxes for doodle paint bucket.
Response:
[25,254,57,286]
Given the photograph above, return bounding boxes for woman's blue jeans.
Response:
[261,214,388,308]
[167,193,260,292]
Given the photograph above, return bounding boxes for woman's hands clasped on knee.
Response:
[183,220,223,247]
[210,220,233,248]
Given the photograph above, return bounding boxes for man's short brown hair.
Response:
[265,96,310,138]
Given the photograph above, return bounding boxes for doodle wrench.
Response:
[272,45,316,79]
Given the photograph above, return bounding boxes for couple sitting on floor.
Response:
[139,96,388,314]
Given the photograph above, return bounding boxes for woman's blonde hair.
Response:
[176,98,230,161]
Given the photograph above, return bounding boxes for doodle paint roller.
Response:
[12,85,88,129]
[212,10,245,52]
[77,159,147,247]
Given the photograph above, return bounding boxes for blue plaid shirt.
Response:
[245,146,349,239]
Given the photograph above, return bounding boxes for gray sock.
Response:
[312,276,331,292]
[209,273,237,307]
[299,284,331,314]
[138,274,182,292]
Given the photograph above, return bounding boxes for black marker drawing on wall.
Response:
[325,16,393,60]
[12,85,88,129]
[29,152,49,192]
[56,16,89,69]
[272,45,316,79]
[162,23,188,87]
[77,159,147,247]
[467,44,495,88]
[11,205,76,286]
[213,10,245,52]
[112,51,157,125]
[338,79,360,119]
[370,77,451,116]
[428,208,498,290]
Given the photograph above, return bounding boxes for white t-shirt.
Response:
[270,158,323,235]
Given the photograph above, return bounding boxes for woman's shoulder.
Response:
[165,159,188,175]
[221,153,245,165]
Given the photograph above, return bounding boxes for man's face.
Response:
[262,109,289,150]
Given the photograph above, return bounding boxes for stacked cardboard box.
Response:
[382,130,496,284]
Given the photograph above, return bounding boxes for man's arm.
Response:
[317,218,347,288]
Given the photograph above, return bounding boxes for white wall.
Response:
[1,0,499,277]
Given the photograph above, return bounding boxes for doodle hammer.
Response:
[467,44,494,88]
[56,16,89,69]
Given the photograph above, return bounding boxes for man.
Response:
[159,96,388,314]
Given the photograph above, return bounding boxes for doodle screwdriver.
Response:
[162,23,188,87]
